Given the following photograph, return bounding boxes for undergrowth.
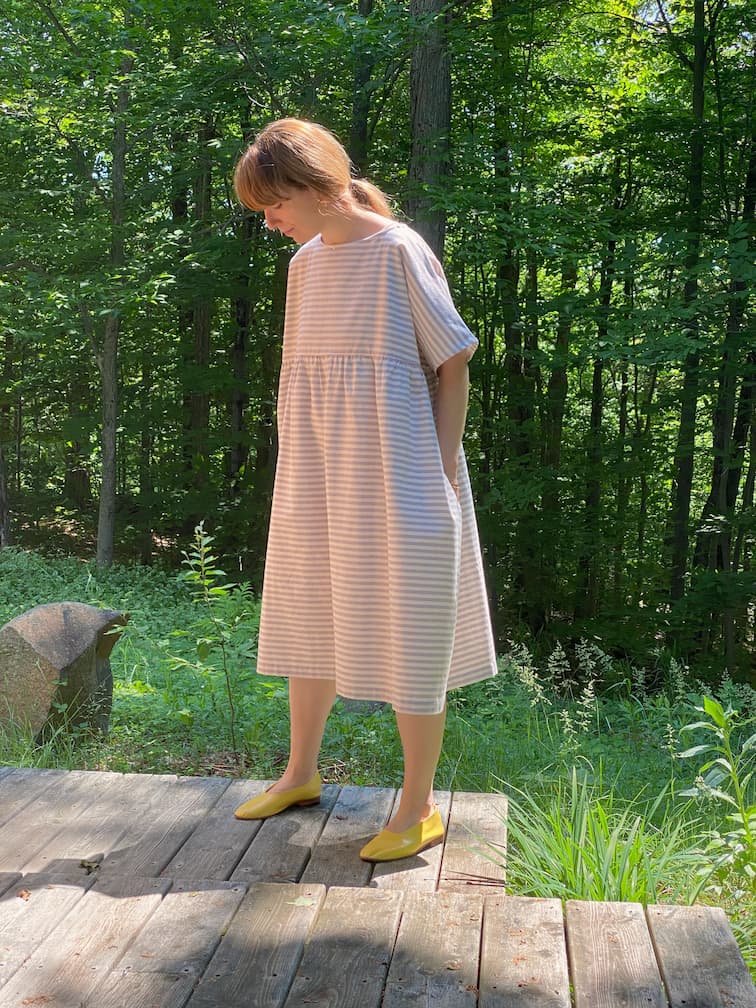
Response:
[0,542,754,976]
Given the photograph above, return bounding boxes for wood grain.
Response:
[566,899,667,1008]
[187,882,326,1008]
[647,903,756,1008]
[282,886,403,1008]
[0,872,95,991]
[300,785,396,888]
[370,791,452,892]
[382,889,482,1007]
[96,774,228,877]
[0,875,170,1008]
[0,769,100,871]
[0,767,64,828]
[231,783,341,884]
[160,778,265,880]
[479,895,570,1007]
[84,971,196,1008]
[438,790,507,893]
[0,874,21,898]
[21,771,183,875]
[117,878,246,977]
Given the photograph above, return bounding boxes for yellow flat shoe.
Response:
[234,772,321,820]
[359,808,445,862]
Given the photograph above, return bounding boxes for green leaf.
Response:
[677,744,713,760]
[702,697,727,729]
[287,896,318,907]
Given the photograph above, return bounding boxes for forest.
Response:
[1,0,754,682]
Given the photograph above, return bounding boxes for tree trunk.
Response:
[96,313,119,567]
[541,260,577,619]
[180,115,215,531]
[246,247,288,587]
[229,212,255,489]
[407,0,451,259]
[1,330,13,546]
[349,0,374,174]
[96,52,132,568]
[693,125,755,575]
[613,243,635,603]
[669,0,706,602]
[138,352,154,564]
[0,443,11,547]
[575,230,617,619]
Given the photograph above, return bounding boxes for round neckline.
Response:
[317,222,400,248]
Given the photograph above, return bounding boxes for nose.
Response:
[264,208,278,230]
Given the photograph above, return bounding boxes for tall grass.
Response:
[488,770,705,904]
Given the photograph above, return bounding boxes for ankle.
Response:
[275,767,319,791]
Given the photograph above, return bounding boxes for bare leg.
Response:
[387,705,447,832]
[269,677,336,792]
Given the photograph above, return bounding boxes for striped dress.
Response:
[256,221,497,714]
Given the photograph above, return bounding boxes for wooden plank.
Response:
[0,769,105,872]
[0,874,20,898]
[84,972,195,1008]
[186,882,326,1008]
[370,791,452,892]
[282,886,404,1008]
[117,879,246,978]
[96,774,229,878]
[0,767,68,829]
[647,903,756,1008]
[0,872,96,991]
[438,791,507,893]
[0,874,170,1008]
[230,784,341,885]
[479,895,570,1008]
[161,779,268,880]
[382,889,483,1007]
[566,900,667,1008]
[300,785,396,888]
[20,770,166,875]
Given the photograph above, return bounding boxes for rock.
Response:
[0,602,128,738]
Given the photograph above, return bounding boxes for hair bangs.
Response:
[234,147,297,211]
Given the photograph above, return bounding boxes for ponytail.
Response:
[350,178,394,219]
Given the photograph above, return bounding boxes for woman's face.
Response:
[262,187,323,244]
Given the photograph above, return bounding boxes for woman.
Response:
[232,118,496,862]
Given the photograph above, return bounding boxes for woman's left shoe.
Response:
[359,808,445,862]
[234,772,321,820]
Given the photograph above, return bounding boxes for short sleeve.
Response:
[398,229,478,372]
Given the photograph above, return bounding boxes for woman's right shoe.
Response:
[234,772,321,820]
[359,808,445,862]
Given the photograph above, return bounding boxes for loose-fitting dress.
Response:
[256,221,497,714]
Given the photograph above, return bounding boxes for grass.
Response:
[0,543,754,976]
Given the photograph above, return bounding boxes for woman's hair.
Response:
[234,118,393,219]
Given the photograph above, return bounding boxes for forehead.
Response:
[263,187,314,208]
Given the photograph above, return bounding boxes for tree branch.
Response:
[33,0,84,57]
[654,0,693,70]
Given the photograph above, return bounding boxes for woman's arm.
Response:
[435,349,471,491]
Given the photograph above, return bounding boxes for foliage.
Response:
[169,521,257,761]
[1,547,754,971]
[677,697,756,899]
[0,0,752,679]
[489,769,705,904]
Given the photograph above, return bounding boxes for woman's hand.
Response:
[436,349,471,494]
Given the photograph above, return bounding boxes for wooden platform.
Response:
[0,766,753,1007]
